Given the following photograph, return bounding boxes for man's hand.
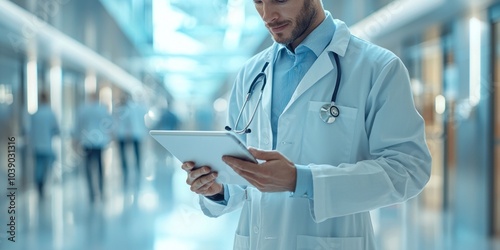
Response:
[223,148,296,192]
[182,162,223,196]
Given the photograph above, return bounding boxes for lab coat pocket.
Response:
[303,101,358,165]
[233,233,250,250]
[296,235,364,250]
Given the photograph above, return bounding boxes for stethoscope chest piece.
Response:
[320,102,339,124]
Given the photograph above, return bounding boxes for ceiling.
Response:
[105,0,271,104]
[2,0,460,107]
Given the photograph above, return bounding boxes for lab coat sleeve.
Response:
[199,184,246,217]
[310,58,432,222]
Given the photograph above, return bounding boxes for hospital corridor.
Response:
[1,0,500,249]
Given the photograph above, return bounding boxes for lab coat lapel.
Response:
[284,50,334,112]
[261,52,274,127]
[284,19,350,112]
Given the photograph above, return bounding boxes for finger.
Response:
[186,166,211,184]
[191,172,218,192]
[223,157,272,188]
[248,148,283,161]
[181,161,195,172]
[189,166,211,180]
[223,156,258,175]
[227,164,265,189]
[195,179,219,194]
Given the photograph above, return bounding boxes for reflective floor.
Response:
[1,138,499,250]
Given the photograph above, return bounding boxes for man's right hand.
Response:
[182,162,223,196]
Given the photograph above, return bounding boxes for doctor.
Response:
[182,0,432,249]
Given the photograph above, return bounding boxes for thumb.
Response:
[248,147,283,161]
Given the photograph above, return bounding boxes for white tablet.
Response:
[149,130,256,185]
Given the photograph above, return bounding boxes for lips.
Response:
[268,23,288,34]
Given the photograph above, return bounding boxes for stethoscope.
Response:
[226,52,342,134]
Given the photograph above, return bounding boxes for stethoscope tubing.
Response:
[227,62,269,134]
[331,52,341,104]
[319,52,342,123]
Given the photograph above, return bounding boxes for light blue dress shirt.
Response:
[271,13,336,199]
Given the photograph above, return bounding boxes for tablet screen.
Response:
[150,130,255,185]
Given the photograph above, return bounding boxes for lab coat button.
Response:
[253,226,259,234]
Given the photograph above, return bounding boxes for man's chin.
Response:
[271,35,292,46]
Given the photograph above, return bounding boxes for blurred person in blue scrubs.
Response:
[29,91,59,199]
[113,94,148,190]
[74,92,112,203]
[182,0,432,249]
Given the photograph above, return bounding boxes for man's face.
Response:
[254,0,321,50]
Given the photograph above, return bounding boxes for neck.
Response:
[289,10,326,51]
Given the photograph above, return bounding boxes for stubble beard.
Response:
[273,1,317,48]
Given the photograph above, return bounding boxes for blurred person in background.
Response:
[0,100,11,136]
[113,94,147,190]
[29,91,59,199]
[154,104,180,131]
[74,92,112,203]
[152,104,181,202]
[182,0,432,249]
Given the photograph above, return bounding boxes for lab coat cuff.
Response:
[199,184,246,218]
[199,195,226,217]
[291,164,314,199]
[204,184,230,205]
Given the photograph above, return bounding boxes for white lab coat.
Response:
[200,19,432,250]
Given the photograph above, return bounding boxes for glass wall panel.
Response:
[403,28,446,212]
[441,31,457,213]
[0,54,21,138]
[60,69,86,174]
[493,18,500,238]
[0,52,24,186]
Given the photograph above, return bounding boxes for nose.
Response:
[260,2,278,24]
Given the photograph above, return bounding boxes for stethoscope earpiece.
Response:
[225,125,251,134]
